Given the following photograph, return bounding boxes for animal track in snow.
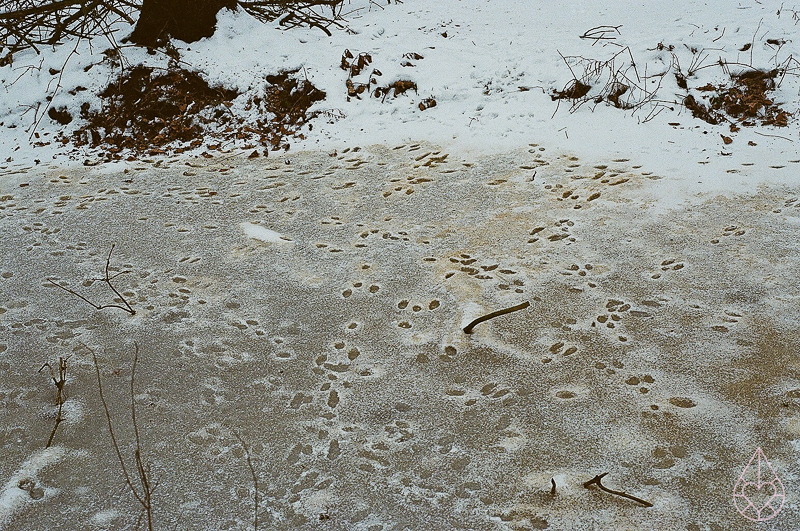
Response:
[527,218,576,246]
[709,224,746,244]
[709,309,743,333]
[560,262,602,289]
[650,258,685,279]
[341,280,379,298]
[442,253,526,294]
[772,196,800,215]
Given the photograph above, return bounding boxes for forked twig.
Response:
[583,472,653,507]
[47,244,135,315]
[39,356,69,448]
[463,301,530,334]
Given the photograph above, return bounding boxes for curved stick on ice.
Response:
[583,472,653,508]
[463,301,530,334]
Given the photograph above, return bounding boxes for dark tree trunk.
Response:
[128,0,237,48]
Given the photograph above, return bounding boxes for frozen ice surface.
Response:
[1,144,799,529]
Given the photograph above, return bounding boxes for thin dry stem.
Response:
[89,342,154,531]
[39,356,68,448]
[232,430,260,530]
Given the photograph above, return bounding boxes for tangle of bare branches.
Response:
[0,0,138,54]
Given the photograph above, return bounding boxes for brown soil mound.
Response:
[684,68,791,127]
[74,65,238,155]
[72,66,325,158]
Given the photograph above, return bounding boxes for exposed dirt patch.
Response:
[683,94,719,125]
[74,65,238,155]
[71,66,325,158]
[373,79,418,101]
[251,70,326,150]
[683,68,792,128]
[341,49,421,103]
[551,79,591,101]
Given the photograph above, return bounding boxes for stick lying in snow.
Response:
[583,472,653,507]
[462,301,530,334]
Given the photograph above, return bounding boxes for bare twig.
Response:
[753,130,795,142]
[89,342,154,531]
[463,301,530,334]
[583,472,653,507]
[29,35,80,139]
[557,49,578,81]
[579,25,622,45]
[231,430,260,531]
[686,49,711,76]
[47,244,135,315]
[129,347,154,531]
[773,54,800,87]
[582,27,614,42]
[639,103,666,123]
[39,356,69,448]
[750,19,763,67]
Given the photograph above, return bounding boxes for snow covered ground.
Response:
[2,0,800,202]
[2,1,800,530]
